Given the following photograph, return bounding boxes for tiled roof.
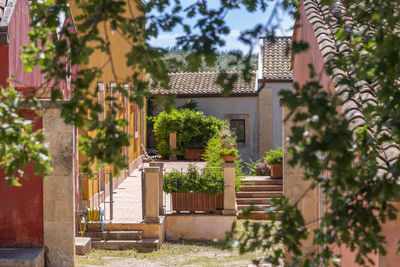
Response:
[303,0,399,172]
[261,36,292,80]
[148,71,256,96]
[0,0,7,23]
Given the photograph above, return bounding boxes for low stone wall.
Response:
[165,215,236,240]
[128,155,144,178]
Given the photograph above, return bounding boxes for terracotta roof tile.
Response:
[261,36,292,80]
[303,0,400,171]
[148,71,256,96]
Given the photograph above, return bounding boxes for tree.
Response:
[2,0,400,266]
[162,48,258,72]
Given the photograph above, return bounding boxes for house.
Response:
[69,0,147,209]
[285,0,400,265]
[150,71,259,161]
[0,0,146,265]
[0,1,79,266]
[257,36,292,158]
[149,37,293,161]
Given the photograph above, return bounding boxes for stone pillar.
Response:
[42,107,75,267]
[169,131,177,160]
[149,162,164,215]
[258,87,274,158]
[143,167,160,223]
[282,105,319,259]
[222,162,236,215]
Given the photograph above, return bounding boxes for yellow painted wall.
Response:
[69,0,146,200]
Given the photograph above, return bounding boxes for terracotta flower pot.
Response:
[185,148,205,160]
[222,155,236,162]
[270,164,283,178]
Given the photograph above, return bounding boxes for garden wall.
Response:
[165,215,236,240]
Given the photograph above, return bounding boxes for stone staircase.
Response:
[236,177,283,220]
[82,223,160,251]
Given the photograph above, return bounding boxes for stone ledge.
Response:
[75,237,91,255]
[144,167,159,173]
[0,248,44,267]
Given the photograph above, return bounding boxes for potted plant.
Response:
[254,162,271,176]
[220,147,239,162]
[219,128,239,162]
[264,147,283,178]
[163,165,224,213]
[184,139,205,160]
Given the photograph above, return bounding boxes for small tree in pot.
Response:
[219,128,239,162]
[264,147,283,178]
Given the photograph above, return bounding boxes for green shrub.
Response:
[264,147,283,165]
[202,133,223,167]
[219,148,239,157]
[202,131,243,192]
[152,109,225,158]
[163,165,224,195]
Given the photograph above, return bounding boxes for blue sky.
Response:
[148,1,294,53]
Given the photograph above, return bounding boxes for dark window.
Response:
[230,119,245,143]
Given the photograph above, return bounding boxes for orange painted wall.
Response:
[69,0,146,200]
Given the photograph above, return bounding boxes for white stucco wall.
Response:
[257,81,293,158]
[265,82,293,149]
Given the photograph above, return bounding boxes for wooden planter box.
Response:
[171,192,223,213]
[185,148,205,160]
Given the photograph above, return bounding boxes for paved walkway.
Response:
[102,161,207,223]
[103,168,143,223]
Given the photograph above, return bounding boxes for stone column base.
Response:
[144,217,160,224]
[222,209,237,215]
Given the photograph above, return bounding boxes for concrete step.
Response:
[241,177,283,185]
[237,204,270,211]
[236,191,283,198]
[0,248,44,267]
[75,237,91,255]
[236,197,272,205]
[239,185,283,191]
[91,238,160,251]
[84,230,143,240]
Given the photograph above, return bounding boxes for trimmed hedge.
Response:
[163,165,224,195]
[152,109,225,159]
